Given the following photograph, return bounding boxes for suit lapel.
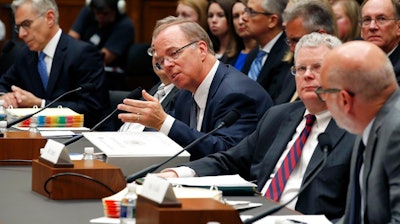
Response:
[47,33,67,94]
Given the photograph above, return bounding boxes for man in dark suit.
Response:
[320,41,400,223]
[0,0,109,129]
[159,33,355,221]
[118,17,272,161]
[360,0,400,84]
[240,0,291,104]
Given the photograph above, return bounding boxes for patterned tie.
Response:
[349,141,365,224]
[189,96,198,129]
[38,51,48,89]
[248,50,267,81]
[154,84,166,101]
[265,114,316,201]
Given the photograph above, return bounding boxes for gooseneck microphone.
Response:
[6,83,95,128]
[62,87,143,146]
[243,132,332,224]
[125,109,241,183]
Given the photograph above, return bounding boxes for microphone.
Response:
[243,132,332,224]
[6,84,95,128]
[62,87,143,146]
[125,109,241,183]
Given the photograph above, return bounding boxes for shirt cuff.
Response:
[41,99,46,108]
[162,166,196,178]
[159,114,175,135]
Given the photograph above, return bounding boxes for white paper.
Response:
[167,174,257,187]
[241,215,332,224]
[40,130,76,138]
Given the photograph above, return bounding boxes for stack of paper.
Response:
[7,107,84,127]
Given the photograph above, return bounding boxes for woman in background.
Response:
[332,0,361,42]
[176,0,208,30]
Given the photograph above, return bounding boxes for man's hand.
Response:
[2,85,42,108]
[155,170,179,178]
[117,89,168,130]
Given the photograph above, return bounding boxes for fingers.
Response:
[1,93,19,108]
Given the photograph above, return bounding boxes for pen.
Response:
[286,219,308,224]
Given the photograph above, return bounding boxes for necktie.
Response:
[38,51,48,89]
[265,114,316,201]
[248,50,267,81]
[189,96,198,129]
[349,141,365,224]
[154,84,166,101]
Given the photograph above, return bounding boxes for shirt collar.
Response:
[193,60,219,110]
[41,28,62,59]
[260,31,283,54]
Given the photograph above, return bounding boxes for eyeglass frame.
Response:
[359,16,398,27]
[286,37,302,46]
[149,40,199,71]
[290,63,322,76]
[314,87,355,102]
[14,13,45,34]
[243,7,273,17]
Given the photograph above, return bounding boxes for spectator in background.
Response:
[360,0,400,82]
[207,0,241,61]
[0,0,109,129]
[226,0,257,71]
[241,0,291,104]
[118,17,272,161]
[277,0,337,104]
[176,0,208,30]
[332,0,361,42]
[68,0,134,69]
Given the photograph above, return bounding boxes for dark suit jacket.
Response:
[0,32,109,128]
[340,90,400,224]
[187,101,355,220]
[242,32,292,104]
[389,44,400,85]
[169,62,273,161]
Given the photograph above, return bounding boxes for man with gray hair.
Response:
[158,33,355,221]
[0,0,110,129]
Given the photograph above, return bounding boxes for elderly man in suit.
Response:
[240,0,291,103]
[0,0,109,129]
[118,17,272,161]
[158,33,355,221]
[320,41,400,223]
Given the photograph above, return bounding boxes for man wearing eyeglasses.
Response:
[157,33,355,221]
[361,0,400,83]
[240,0,292,104]
[118,17,273,161]
[0,0,109,129]
[320,41,400,224]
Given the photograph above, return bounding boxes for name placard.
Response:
[139,174,179,205]
[40,139,73,167]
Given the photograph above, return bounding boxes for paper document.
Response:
[241,215,332,224]
[167,174,257,187]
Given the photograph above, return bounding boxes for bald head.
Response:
[322,40,397,101]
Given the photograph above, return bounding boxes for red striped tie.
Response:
[265,114,316,201]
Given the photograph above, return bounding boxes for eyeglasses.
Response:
[314,87,341,102]
[360,16,397,27]
[244,7,273,17]
[14,13,44,34]
[286,37,301,46]
[291,63,322,76]
[151,40,199,71]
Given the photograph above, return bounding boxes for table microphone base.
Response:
[32,159,126,200]
[136,196,242,224]
[0,131,46,165]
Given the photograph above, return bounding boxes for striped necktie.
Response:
[265,114,316,201]
[38,51,48,89]
[248,50,266,81]
[349,141,365,224]
[154,84,166,101]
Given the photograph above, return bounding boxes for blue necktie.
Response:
[248,50,266,81]
[349,141,365,224]
[38,51,48,89]
[189,96,198,129]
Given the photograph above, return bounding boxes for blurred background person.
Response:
[68,0,135,69]
[176,0,208,30]
[207,0,241,61]
[332,0,361,42]
[224,0,257,71]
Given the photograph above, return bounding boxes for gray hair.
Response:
[283,0,336,35]
[152,16,215,54]
[11,0,59,24]
[294,32,342,60]
[262,0,288,26]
